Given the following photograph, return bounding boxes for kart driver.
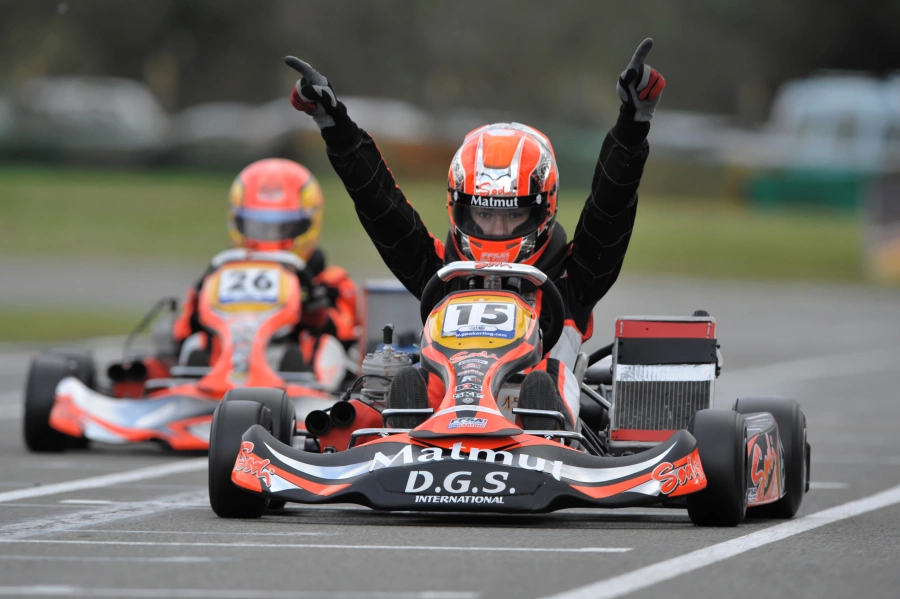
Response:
[172,158,361,389]
[284,39,665,427]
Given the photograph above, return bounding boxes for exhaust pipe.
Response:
[107,361,148,382]
[330,401,357,428]
[304,410,332,436]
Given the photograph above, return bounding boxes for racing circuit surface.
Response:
[2,275,900,599]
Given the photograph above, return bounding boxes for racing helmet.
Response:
[447,123,559,264]
[227,158,324,260]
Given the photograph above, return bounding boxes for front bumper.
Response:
[230,426,708,513]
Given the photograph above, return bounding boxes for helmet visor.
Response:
[234,208,312,242]
[453,202,547,241]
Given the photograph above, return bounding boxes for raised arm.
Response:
[567,38,665,308]
[285,57,444,298]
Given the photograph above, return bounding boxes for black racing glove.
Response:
[285,56,347,128]
[616,38,666,123]
[285,56,359,149]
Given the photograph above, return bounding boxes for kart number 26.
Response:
[217,267,281,304]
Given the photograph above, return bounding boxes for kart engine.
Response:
[358,325,414,405]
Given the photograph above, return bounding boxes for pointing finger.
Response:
[627,38,653,71]
[284,56,328,86]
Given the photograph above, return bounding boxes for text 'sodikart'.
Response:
[22,249,344,453]
[209,262,810,526]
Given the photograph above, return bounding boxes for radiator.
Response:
[609,317,718,447]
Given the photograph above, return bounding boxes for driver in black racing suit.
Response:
[284,39,666,430]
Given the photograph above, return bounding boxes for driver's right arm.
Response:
[285,57,444,299]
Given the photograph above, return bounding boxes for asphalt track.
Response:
[1,275,900,598]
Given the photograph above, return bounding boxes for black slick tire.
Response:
[23,350,95,452]
[734,396,808,519]
[222,388,295,510]
[687,408,748,527]
[208,399,272,518]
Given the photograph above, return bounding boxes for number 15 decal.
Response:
[442,302,517,339]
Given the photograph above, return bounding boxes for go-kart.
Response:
[208,261,810,526]
[22,249,349,453]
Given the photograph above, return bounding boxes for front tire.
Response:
[687,408,748,527]
[223,388,295,510]
[23,350,95,452]
[735,396,808,518]
[208,399,272,519]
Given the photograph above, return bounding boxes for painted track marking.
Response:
[0,588,478,599]
[0,458,205,504]
[0,492,205,539]
[0,402,21,421]
[0,539,631,553]
[0,555,225,564]
[723,345,900,386]
[71,529,335,536]
[808,481,848,489]
[539,482,900,599]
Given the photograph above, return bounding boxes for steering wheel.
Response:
[419,270,565,358]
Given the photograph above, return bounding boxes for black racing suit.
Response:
[317,109,652,424]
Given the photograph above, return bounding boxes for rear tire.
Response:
[223,388,295,510]
[23,350,95,452]
[518,371,560,430]
[735,396,808,519]
[208,399,272,518]
[386,367,429,428]
[687,408,748,527]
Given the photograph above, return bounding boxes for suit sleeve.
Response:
[322,124,445,299]
[566,115,650,309]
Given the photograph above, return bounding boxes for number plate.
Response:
[217,267,281,304]
[441,302,517,339]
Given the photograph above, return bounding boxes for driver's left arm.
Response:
[565,119,648,309]
[566,38,664,310]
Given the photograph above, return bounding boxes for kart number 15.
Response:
[441,302,517,339]
[217,267,281,304]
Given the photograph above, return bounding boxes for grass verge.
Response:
[0,307,139,343]
[1,165,863,282]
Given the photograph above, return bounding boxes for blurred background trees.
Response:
[2,0,897,124]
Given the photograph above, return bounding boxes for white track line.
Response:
[72,529,334,536]
[0,539,630,553]
[808,481,848,489]
[723,346,900,387]
[0,555,224,564]
[0,402,21,421]
[540,482,900,599]
[0,459,205,504]
[0,588,477,599]
[814,455,900,465]
[0,492,206,540]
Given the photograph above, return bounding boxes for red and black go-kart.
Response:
[208,261,810,526]
[22,249,345,453]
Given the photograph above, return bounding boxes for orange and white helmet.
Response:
[227,158,324,260]
[447,123,559,264]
